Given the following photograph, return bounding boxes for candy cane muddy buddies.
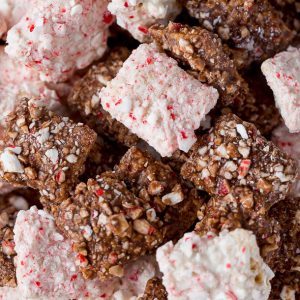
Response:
[0,0,299,299]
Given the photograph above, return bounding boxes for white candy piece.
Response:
[108,0,181,42]
[157,229,274,300]
[113,256,159,300]
[261,47,300,133]
[272,123,300,197]
[14,206,119,300]
[99,43,218,157]
[6,0,112,83]
[0,47,62,125]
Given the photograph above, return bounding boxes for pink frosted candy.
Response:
[108,0,181,42]
[157,229,274,300]
[272,123,300,197]
[14,206,119,300]
[261,47,300,133]
[99,43,218,157]
[113,256,159,299]
[0,46,63,125]
[5,0,112,83]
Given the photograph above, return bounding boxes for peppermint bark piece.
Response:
[185,0,294,63]
[157,229,274,300]
[0,99,96,203]
[108,0,182,42]
[150,22,250,105]
[0,192,29,287]
[6,0,113,83]
[14,206,119,299]
[99,43,219,157]
[53,147,203,280]
[181,114,297,210]
[67,47,139,147]
[261,47,300,133]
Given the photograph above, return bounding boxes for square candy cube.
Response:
[99,43,218,157]
[261,47,300,133]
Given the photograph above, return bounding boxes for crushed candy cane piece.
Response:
[6,0,112,83]
[157,229,274,300]
[99,43,218,157]
[261,47,300,133]
[108,0,181,42]
[14,206,119,299]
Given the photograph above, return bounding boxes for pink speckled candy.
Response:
[113,256,159,299]
[157,229,274,300]
[272,123,300,197]
[5,0,112,83]
[0,47,62,125]
[99,43,219,157]
[108,0,181,42]
[14,206,119,300]
[261,47,300,133]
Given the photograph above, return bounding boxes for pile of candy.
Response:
[0,0,299,299]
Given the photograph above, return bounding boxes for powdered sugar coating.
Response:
[108,0,181,42]
[99,43,218,157]
[6,0,112,83]
[14,206,119,300]
[157,229,274,300]
[0,47,61,125]
[272,123,300,197]
[261,47,300,133]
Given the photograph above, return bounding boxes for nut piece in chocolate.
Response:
[150,22,250,105]
[53,147,204,280]
[0,98,96,202]
[181,114,297,210]
[185,0,295,63]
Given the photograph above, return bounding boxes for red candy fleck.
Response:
[217,179,230,196]
[70,274,77,281]
[95,188,104,196]
[115,99,122,106]
[192,243,197,250]
[226,290,238,300]
[138,26,148,34]
[148,226,156,235]
[226,263,231,269]
[129,270,139,282]
[129,112,137,120]
[181,131,188,139]
[124,1,129,7]
[238,159,251,177]
[170,113,176,120]
[77,254,87,263]
[61,8,66,13]
[100,294,107,298]
[29,24,35,32]
[105,103,110,109]
[103,11,113,24]
[146,57,154,65]
[35,281,41,287]
[242,246,246,253]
